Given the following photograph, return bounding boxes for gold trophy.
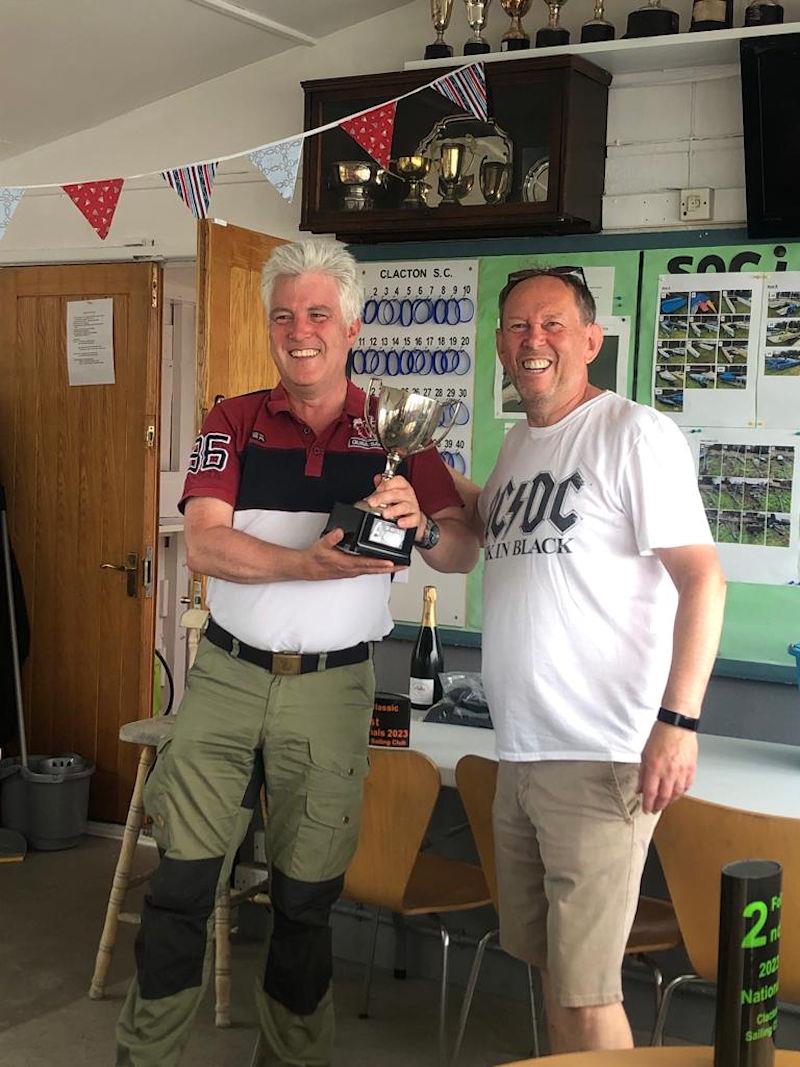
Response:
[479,159,511,203]
[535,0,570,45]
[463,0,493,53]
[393,156,432,209]
[332,161,388,211]
[438,142,475,205]
[425,0,455,58]
[500,0,532,49]
[323,380,463,564]
[581,0,615,40]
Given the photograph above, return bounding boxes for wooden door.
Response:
[0,262,161,822]
[196,220,284,425]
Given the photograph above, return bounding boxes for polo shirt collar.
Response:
[267,378,365,423]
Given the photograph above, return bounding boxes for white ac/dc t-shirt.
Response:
[478,392,713,763]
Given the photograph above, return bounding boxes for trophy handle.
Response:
[364,377,381,435]
[430,399,464,450]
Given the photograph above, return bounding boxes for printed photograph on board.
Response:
[765,319,800,348]
[689,290,721,316]
[764,349,800,376]
[658,315,688,340]
[654,388,683,412]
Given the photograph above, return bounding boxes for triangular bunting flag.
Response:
[62,178,124,240]
[248,136,304,203]
[0,187,23,241]
[340,102,397,170]
[161,163,217,219]
[432,63,488,122]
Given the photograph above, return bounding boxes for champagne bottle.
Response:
[409,585,444,716]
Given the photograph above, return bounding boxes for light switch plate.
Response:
[680,188,713,222]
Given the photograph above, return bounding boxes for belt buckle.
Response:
[272,652,302,676]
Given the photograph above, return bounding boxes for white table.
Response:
[409,722,800,817]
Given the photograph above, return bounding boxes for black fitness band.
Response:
[657,706,700,732]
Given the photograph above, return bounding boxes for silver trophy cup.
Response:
[324,379,463,564]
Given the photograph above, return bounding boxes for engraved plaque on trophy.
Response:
[323,380,463,565]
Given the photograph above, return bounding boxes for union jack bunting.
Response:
[431,63,488,122]
[161,163,217,219]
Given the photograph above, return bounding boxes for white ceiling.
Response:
[0,0,406,162]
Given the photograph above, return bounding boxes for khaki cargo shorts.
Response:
[493,759,660,1008]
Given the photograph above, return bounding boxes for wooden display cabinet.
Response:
[300,55,611,243]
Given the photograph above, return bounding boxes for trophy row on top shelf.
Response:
[424,0,783,57]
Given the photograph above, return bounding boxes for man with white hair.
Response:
[116,239,479,1066]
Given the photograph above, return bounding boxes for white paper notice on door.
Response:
[67,298,115,386]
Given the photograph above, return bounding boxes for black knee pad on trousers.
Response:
[263,867,344,1016]
[135,855,224,1000]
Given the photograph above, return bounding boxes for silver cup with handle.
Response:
[324,378,464,564]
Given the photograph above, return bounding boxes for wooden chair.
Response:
[343,747,492,1067]
[453,755,683,1063]
[652,795,800,1044]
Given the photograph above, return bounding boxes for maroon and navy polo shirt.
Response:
[179,380,461,652]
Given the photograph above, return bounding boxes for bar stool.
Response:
[88,715,175,1000]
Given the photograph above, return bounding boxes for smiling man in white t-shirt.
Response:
[457,267,726,1055]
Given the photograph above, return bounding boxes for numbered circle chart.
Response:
[352,259,478,477]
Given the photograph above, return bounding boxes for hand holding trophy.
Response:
[323,380,463,565]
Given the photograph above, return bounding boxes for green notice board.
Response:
[639,244,800,675]
[466,250,642,630]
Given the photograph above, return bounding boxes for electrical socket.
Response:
[234,862,269,894]
[253,830,267,865]
[680,188,713,222]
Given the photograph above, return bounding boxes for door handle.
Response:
[100,553,138,598]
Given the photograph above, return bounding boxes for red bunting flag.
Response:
[62,178,124,240]
[340,102,397,170]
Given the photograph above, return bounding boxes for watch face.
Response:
[427,520,440,548]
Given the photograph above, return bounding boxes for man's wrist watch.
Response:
[657,707,700,732]
[415,516,440,551]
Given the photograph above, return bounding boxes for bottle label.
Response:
[410,677,435,705]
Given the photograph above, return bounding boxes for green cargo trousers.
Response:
[116,637,375,1067]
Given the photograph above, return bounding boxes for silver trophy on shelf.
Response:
[464,0,493,53]
[425,0,455,58]
[479,159,512,203]
[323,380,463,565]
[438,141,475,205]
[393,155,433,208]
[332,161,388,211]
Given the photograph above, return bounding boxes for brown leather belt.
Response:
[205,618,370,676]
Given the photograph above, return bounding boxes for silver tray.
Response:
[415,114,513,208]
[522,157,549,204]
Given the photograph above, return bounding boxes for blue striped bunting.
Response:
[431,63,488,122]
[161,163,217,219]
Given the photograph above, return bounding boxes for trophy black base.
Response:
[744,1,783,22]
[424,42,454,59]
[501,36,531,50]
[625,7,680,36]
[464,39,491,53]
[581,21,616,41]
[324,501,414,566]
[536,26,570,46]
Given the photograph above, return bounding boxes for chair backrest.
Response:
[455,754,499,910]
[654,795,800,1003]
[344,748,442,913]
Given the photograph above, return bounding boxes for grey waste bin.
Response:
[0,754,95,850]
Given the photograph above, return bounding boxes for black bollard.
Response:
[714,859,782,1067]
